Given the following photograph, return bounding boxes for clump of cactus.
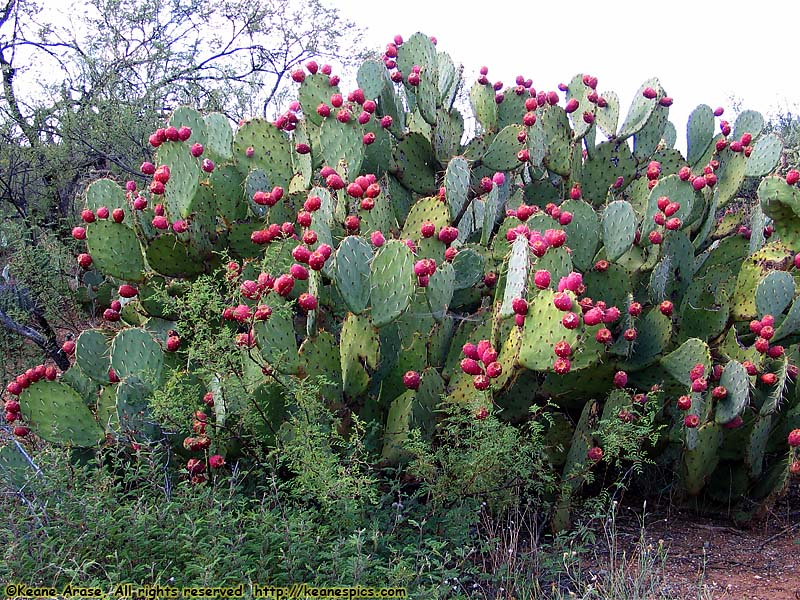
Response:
[4,32,800,526]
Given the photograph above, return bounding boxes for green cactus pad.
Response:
[445,156,470,221]
[254,297,300,375]
[773,296,800,341]
[433,108,465,164]
[745,134,782,178]
[319,117,364,179]
[622,308,672,369]
[755,270,795,318]
[759,176,800,250]
[86,179,129,221]
[482,125,525,171]
[602,200,637,261]
[0,443,39,491]
[60,364,99,403]
[715,152,747,208]
[110,327,164,385]
[340,313,380,397]
[686,104,715,166]
[228,222,265,259]
[86,221,146,282]
[299,73,340,127]
[203,112,233,162]
[553,400,598,531]
[75,329,112,383]
[683,422,722,495]
[369,241,415,327]
[496,87,526,131]
[470,81,498,133]
[731,241,794,320]
[732,109,764,141]
[541,106,573,177]
[715,360,750,423]
[677,271,733,344]
[660,339,711,386]
[146,235,205,278]
[499,237,530,318]
[594,91,619,139]
[746,414,773,479]
[582,264,631,313]
[156,137,200,220]
[437,52,460,106]
[565,74,596,139]
[169,106,208,147]
[116,375,160,441]
[617,78,662,139]
[518,290,579,372]
[452,247,485,290]
[760,356,788,416]
[19,381,105,447]
[356,59,384,101]
[392,133,437,195]
[209,163,247,223]
[560,200,599,271]
[578,141,636,206]
[641,175,695,242]
[362,118,393,177]
[633,103,669,160]
[426,262,455,321]
[299,330,342,403]
[333,236,373,314]
[233,118,293,190]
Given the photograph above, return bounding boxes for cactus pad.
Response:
[19,381,105,447]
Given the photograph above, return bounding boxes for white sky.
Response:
[29,0,800,153]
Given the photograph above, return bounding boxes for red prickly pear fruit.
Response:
[759,325,774,340]
[44,366,57,381]
[516,204,535,221]
[289,264,309,281]
[186,143,204,160]
[594,259,609,272]
[290,68,305,83]
[602,306,621,323]
[346,182,364,198]
[476,340,493,359]
[103,308,120,322]
[438,226,459,245]
[664,202,680,217]
[715,139,728,152]
[254,305,272,321]
[301,228,317,244]
[743,361,758,376]
[613,371,628,388]
[561,312,580,329]
[582,112,594,124]
[326,173,345,190]
[473,374,490,390]
[370,231,386,247]
[691,176,706,190]
[344,215,360,232]
[208,454,226,469]
[95,206,110,219]
[642,87,657,99]
[5,399,20,413]
[292,245,311,263]
[118,284,138,298]
[62,340,76,355]
[166,335,180,352]
[684,414,700,428]
[713,107,724,117]
[761,314,775,327]
[462,343,480,360]
[148,133,162,147]
[711,385,727,400]
[297,293,318,311]
[689,363,705,381]
[81,209,96,223]
[485,362,502,379]
[554,340,572,358]
[296,211,312,227]
[133,197,147,210]
[152,215,169,229]
[77,253,93,269]
[794,253,800,270]
[659,96,673,107]
[72,227,86,240]
[201,159,214,172]
[480,176,493,193]
[14,374,30,389]
[517,149,530,162]
[413,260,429,277]
[553,357,571,375]
[317,244,333,260]
[512,297,528,316]
[149,180,165,195]
[677,395,692,411]
[648,230,663,245]
[523,111,537,126]
[786,170,800,185]
[203,392,215,407]
[304,195,322,212]
[587,447,603,461]
[403,370,421,390]
[564,98,579,113]
[164,126,180,141]
[475,406,489,420]
[691,377,708,393]
[544,229,567,247]
[665,217,681,231]
[295,143,311,155]
[140,161,156,175]
[357,112,370,125]
[273,274,295,297]
[108,368,120,383]
[172,219,189,234]
[420,221,436,238]
[787,428,800,447]
[658,300,673,317]
[13,426,30,437]
[583,307,604,326]
[407,71,421,86]
[187,458,206,476]
[444,246,457,262]
[553,292,573,311]
[559,211,573,226]
[678,166,692,181]
[653,212,666,226]
[320,64,332,76]
[363,99,377,113]
[480,348,498,366]
[154,165,170,184]
[623,328,637,341]
[625,300,640,315]
[760,372,777,386]
[380,115,393,128]
[316,103,331,118]
[6,381,22,396]
[767,345,784,358]
[514,314,526,327]
[461,358,483,376]
[110,300,122,313]
[594,328,612,344]
[110,208,124,223]
[753,337,769,354]
[177,126,192,141]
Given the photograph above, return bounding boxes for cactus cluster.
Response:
[4,32,800,521]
